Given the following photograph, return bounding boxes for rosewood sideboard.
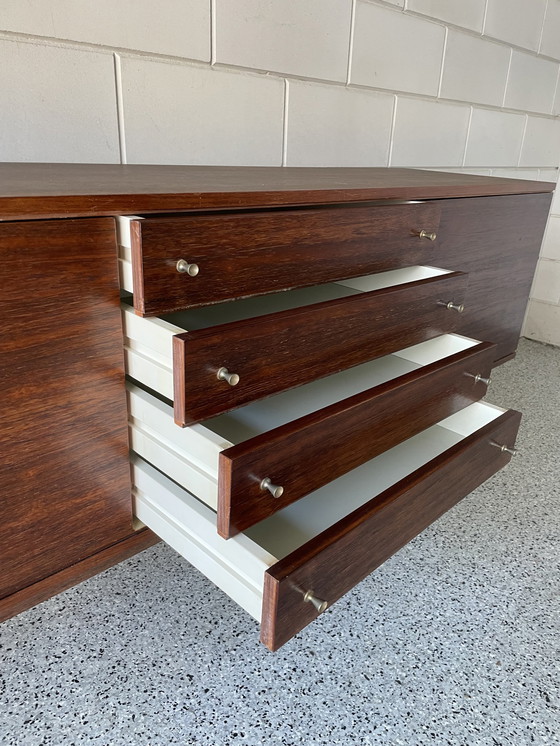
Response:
[0,164,553,650]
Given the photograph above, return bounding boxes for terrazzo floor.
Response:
[1,338,559,746]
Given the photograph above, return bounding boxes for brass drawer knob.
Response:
[439,300,465,313]
[217,367,240,386]
[465,372,492,386]
[260,477,284,498]
[176,259,199,276]
[416,229,437,241]
[490,441,518,456]
[303,590,328,613]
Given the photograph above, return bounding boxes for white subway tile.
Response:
[0,39,119,163]
[0,0,210,61]
[539,168,559,182]
[121,59,283,166]
[523,299,560,345]
[491,168,540,179]
[519,117,560,167]
[540,0,560,60]
[504,52,558,114]
[484,0,547,51]
[351,2,445,96]
[440,31,510,106]
[540,217,560,259]
[390,97,470,167]
[465,109,525,167]
[406,0,486,33]
[215,0,351,82]
[530,259,560,303]
[553,82,560,116]
[285,82,393,166]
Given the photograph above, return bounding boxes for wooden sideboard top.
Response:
[0,163,554,220]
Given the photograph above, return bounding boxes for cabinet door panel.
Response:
[0,218,133,599]
[439,193,551,363]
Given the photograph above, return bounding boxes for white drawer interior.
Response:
[116,215,139,293]
[128,332,482,510]
[132,399,506,622]
[122,265,455,401]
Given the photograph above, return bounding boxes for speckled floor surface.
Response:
[1,338,559,746]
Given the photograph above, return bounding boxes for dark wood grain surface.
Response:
[218,342,496,538]
[132,202,441,314]
[0,166,549,634]
[0,529,159,623]
[439,193,552,362]
[0,163,553,220]
[0,218,134,600]
[260,409,522,651]
[173,272,468,425]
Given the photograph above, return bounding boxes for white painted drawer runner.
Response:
[122,264,453,401]
[133,399,507,622]
[128,332,483,511]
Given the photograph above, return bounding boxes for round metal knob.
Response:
[217,367,240,386]
[417,229,437,241]
[176,259,199,276]
[260,477,284,498]
[439,300,465,313]
[466,372,492,386]
[490,441,518,456]
[474,374,491,386]
[303,590,328,613]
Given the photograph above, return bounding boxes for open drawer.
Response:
[116,202,441,316]
[122,265,468,425]
[129,333,496,538]
[132,400,521,650]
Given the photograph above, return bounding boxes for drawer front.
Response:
[218,342,496,538]
[260,409,521,650]
[173,271,467,425]
[132,202,442,315]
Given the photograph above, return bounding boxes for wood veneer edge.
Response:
[0,187,554,222]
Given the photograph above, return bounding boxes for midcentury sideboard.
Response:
[0,164,553,650]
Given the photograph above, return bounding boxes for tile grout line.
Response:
[113,52,127,165]
[481,0,489,36]
[281,79,290,166]
[387,95,398,166]
[501,48,513,108]
[346,0,357,86]
[210,0,217,65]
[551,64,560,116]
[436,26,448,98]
[0,28,558,115]
[538,0,549,54]
[461,106,474,167]
[517,114,529,167]
[2,21,560,64]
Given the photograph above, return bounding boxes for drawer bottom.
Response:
[132,401,520,650]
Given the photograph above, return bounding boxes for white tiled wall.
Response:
[1,0,559,344]
[285,82,394,167]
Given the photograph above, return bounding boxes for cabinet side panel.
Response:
[438,192,552,362]
[0,218,134,599]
